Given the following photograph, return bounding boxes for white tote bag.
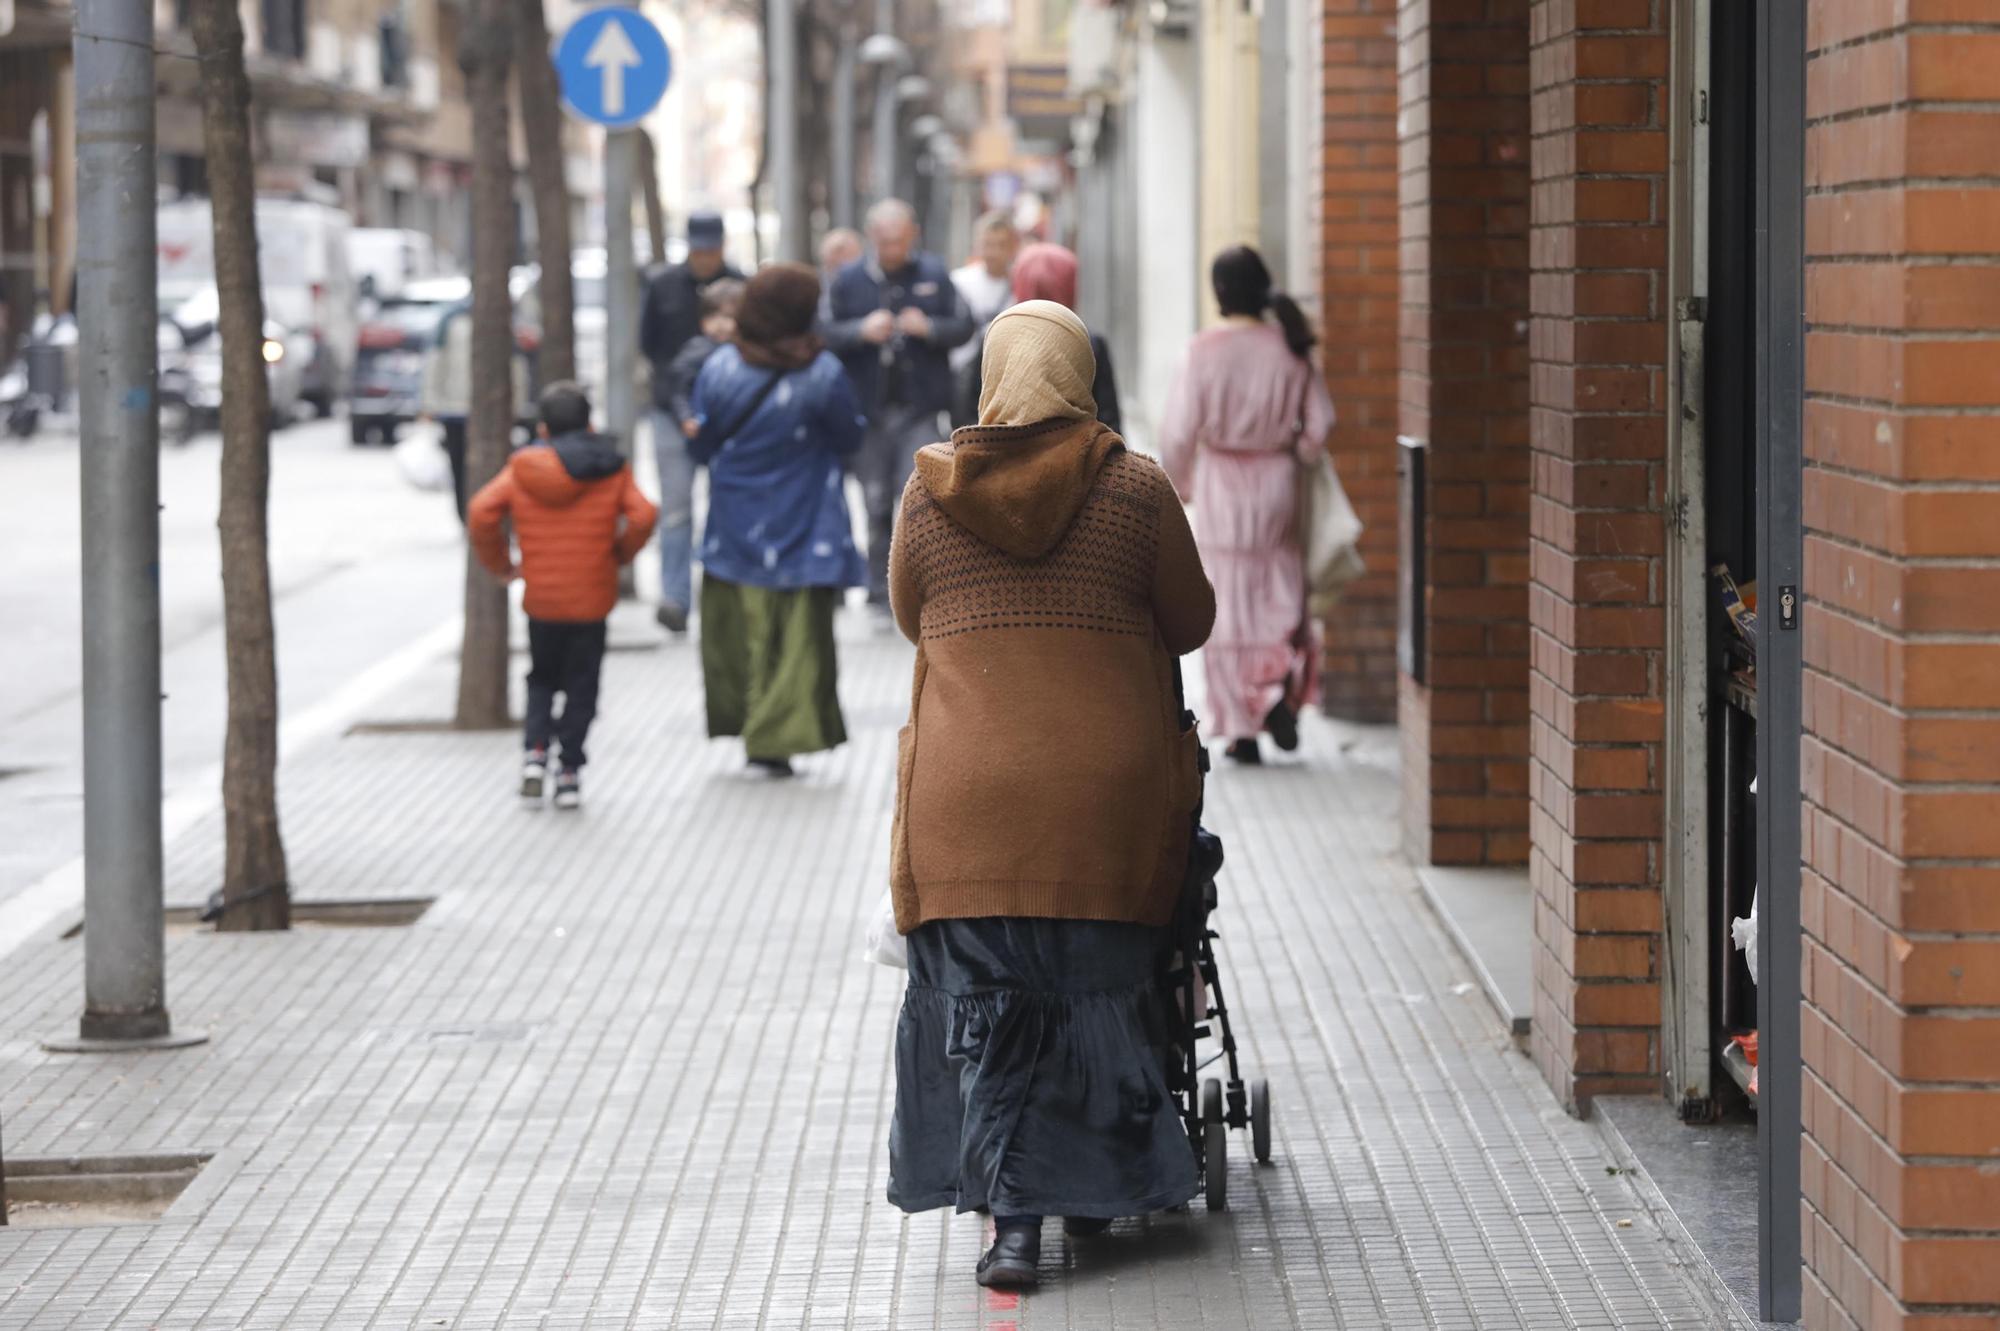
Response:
[1299,451,1365,618]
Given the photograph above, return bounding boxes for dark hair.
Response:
[538,380,592,436]
[699,278,745,320]
[1211,245,1316,359]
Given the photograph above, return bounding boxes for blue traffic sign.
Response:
[553,7,672,129]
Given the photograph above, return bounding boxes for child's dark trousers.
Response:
[525,618,607,770]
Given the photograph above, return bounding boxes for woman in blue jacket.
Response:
[690,263,868,776]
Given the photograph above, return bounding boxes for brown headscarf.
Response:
[975,299,1097,428]
[734,262,823,371]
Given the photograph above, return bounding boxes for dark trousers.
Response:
[857,403,939,605]
[524,618,607,770]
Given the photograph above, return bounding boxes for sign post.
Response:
[554,7,672,481]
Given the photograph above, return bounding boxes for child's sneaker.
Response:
[520,749,549,803]
[553,768,582,811]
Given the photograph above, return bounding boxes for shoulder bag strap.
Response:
[710,366,788,444]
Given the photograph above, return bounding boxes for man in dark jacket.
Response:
[640,210,743,631]
[822,198,974,610]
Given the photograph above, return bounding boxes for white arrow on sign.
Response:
[584,16,643,118]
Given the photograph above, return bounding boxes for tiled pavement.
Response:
[0,605,1722,1328]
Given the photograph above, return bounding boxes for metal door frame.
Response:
[1661,0,1714,1123]
[1753,0,1806,1319]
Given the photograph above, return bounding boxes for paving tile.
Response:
[0,611,1715,1327]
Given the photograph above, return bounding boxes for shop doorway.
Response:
[1652,0,1804,1321]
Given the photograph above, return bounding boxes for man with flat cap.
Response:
[641,209,743,632]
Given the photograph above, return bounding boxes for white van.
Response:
[346,228,440,303]
[156,195,358,416]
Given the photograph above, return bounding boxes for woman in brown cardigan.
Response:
[884,300,1216,1289]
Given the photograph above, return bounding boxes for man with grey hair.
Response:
[823,198,974,611]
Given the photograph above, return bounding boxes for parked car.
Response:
[350,275,466,444]
[346,227,440,304]
[157,195,357,418]
[159,286,311,442]
[515,247,640,417]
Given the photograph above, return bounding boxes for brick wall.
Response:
[1800,9,2000,1327]
[1395,0,1532,867]
[1319,0,1401,724]
[1524,0,1669,1108]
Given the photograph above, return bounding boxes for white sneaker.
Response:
[520,751,549,804]
[553,768,582,811]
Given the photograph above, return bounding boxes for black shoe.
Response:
[976,1223,1040,1289]
[1226,738,1263,765]
[747,757,795,779]
[553,768,581,811]
[1062,1216,1113,1238]
[1265,699,1300,752]
[655,602,688,633]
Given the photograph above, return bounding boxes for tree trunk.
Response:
[191,0,290,931]
[514,0,574,385]
[455,0,516,730]
[635,128,667,269]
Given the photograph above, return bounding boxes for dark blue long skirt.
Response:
[887,917,1199,1219]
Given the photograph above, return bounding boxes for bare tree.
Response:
[636,127,668,267]
[191,0,290,930]
[515,0,574,384]
[455,0,516,730]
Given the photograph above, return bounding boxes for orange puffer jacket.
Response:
[467,435,659,622]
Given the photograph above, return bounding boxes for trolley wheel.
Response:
[1251,1079,1272,1164]
[1203,1078,1227,1212]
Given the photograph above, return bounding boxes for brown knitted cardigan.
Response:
[886,417,1216,932]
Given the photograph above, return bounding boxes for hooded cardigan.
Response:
[886,418,1216,932]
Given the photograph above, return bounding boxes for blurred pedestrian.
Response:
[948,211,1020,380]
[642,210,745,633]
[419,298,531,521]
[661,278,743,434]
[823,198,974,615]
[953,242,1121,434]
[1158,245,1335,765]
[819,228,864,281]
[467,381,659,810]
[884,300,1215,1289]
[690,263,867,777]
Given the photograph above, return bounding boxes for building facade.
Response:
[1306,0,2000,1325]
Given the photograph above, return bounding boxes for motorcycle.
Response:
[0,355,42,440]
[156,319,197,446]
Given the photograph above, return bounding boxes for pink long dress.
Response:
[1158,322,1335,743]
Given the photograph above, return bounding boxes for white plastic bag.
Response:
[393,422,454,493]
[863,888,907,969]
[1731,890,1760,987]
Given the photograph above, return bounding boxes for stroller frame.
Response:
[1163,691,1272,1212]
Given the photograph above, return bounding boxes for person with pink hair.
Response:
[952,242,1121,433]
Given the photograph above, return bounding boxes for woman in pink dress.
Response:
[1159,246,1335,764]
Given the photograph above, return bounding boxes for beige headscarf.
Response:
[976,299,1097,428]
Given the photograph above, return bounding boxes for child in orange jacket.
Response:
[467,381,658,809]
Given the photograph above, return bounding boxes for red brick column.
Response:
[1524,1,1669,1108]
[1319,0,1401,724]
[1800,10,2000,1327]
[1395,0,1532,867]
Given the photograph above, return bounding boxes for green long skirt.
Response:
[700,578,848,760]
